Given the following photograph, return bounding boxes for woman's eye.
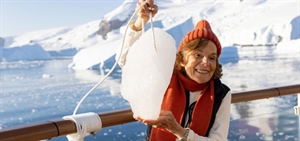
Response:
[194,53,202,58]
[209,57,216,61]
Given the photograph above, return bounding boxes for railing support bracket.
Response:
[294,106,300,115]
[295,93,300,116]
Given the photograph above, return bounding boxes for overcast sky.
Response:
[0,0,124,37]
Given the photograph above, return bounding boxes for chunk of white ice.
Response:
[121,28,176,120]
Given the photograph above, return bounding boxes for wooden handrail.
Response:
[0,84,299,141]
[232,84,300,103]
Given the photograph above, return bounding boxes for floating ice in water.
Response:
[42,74,52,78]
[121,28,176,120]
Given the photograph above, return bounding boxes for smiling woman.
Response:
[116,0,232,141]
[1,0,123,37]
[177,38,219,84]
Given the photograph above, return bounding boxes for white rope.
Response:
[149,12,157,52]
[63,112,102,141]
[72,0,155,115]
[142,18,145,35]
[67,1,158,140]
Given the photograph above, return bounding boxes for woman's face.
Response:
[181,40,217,84]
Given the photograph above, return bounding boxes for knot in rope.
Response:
[63,112,102,141]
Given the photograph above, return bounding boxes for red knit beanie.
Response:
[178,20,222,57]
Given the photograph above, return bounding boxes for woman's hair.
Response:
[174,38,223,79]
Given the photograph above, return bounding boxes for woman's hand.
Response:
[136,110,187,139]
[133,0,158,31]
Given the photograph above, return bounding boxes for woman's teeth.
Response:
[196,69,208,74]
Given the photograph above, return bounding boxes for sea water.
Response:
[0,46,299,141]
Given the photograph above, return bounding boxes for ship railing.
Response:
[0,84,299,141]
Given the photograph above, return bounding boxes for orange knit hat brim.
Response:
[178,20,221,57]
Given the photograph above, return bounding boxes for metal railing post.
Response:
[297,93,300,141]
[294,94,300,115]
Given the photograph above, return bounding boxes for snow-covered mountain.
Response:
[1,0,299,69]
